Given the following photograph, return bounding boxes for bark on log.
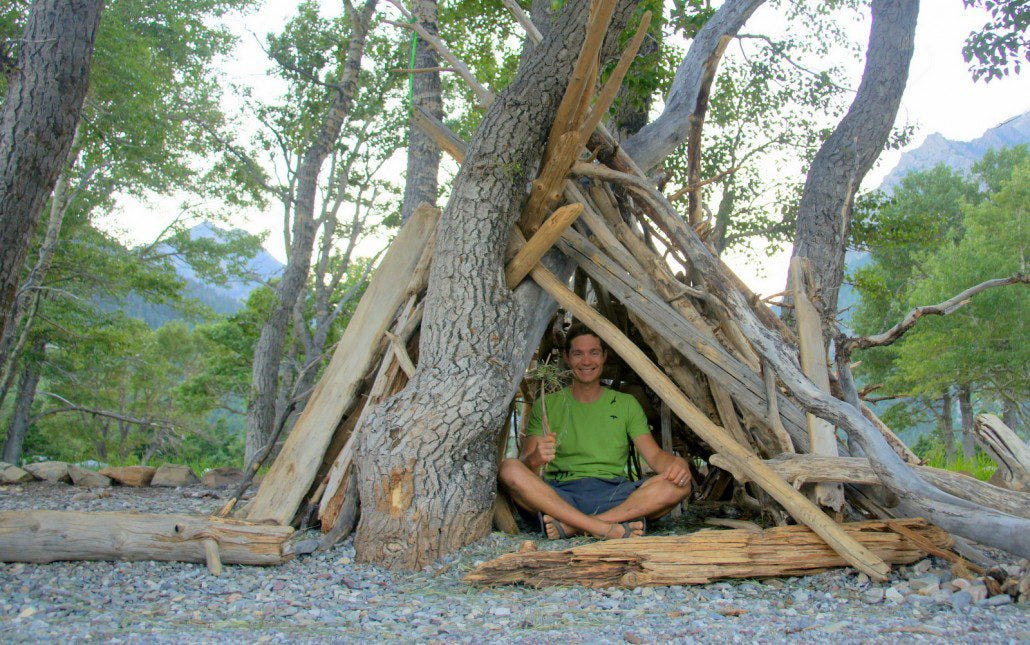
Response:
[466,519,947,587]
[709,453,1030,520]
[245,205,438,525]
[0,511,294,565]
[975,414,1030,492]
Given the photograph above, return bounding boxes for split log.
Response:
[0,510,294,565]
[244,204,439,525]
[790,257,844,511]
[466,518,947,587]
[709,453,1030,520]
[975,414,1030,491]
[526,261,891,580]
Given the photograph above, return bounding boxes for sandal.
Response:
[539,513,570,539]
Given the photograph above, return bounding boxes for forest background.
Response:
[0,0,1026,482]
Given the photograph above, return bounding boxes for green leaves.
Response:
[962,0,1029,82]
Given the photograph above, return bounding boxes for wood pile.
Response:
[465,519,950,588]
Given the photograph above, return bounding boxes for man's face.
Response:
[565,334,606,386]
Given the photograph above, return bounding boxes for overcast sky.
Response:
[103,0,1030,297]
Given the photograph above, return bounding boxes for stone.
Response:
[930,589,953,604]
[99,465,156,487]
[884,588,905,604]
[916,583,940,597]
[909,575,940,591]
[201,467,245,487]
[913,559,932,575]
[490,607,511,617]
[968,584,988,603]
[949,590,972,610]
[23,461,70,483]
[981,594,1012,607]
[863,588,884,604]
[67,465,112,488]
[952,578,972,591]
[0,462,33,484]
[854,573,870,586]
[151,464,199,487]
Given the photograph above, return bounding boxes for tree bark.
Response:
[0,0,103,363]
[354,0,640,570]
[1,337,44,463]
[401,0,442,222]
[245,0,378,463]
[787,0,918,330]
[958,384,975,460]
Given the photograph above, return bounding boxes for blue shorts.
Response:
[545,477,645,516]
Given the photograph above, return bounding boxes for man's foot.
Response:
[601,519,645,539]
[541,514,578,539]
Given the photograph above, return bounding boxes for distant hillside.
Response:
[879,111,1030,191]
[122,222,284,328]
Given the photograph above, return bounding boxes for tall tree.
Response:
[787,0,918,334]
[401,0,442,221]
[0,0,104,362]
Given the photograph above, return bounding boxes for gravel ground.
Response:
[0,481,1027,643]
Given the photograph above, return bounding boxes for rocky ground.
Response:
[0,481,1027,643]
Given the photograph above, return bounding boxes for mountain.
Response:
[124,222,284,328]
[879,111,1030,192]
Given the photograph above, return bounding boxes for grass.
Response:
[916,442,998,481]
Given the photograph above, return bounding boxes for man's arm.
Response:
[520,434,556,472]
[632,432,691,487]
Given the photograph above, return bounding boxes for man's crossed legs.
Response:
[498,458,691,539]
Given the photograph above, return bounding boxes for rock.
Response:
[201,467,245,487]
[916,583,940,597]
[854,573,870,586]
[0,462,33,484]
[151,464,199,487]
[913,559,932,574]
[489,607,511,617]
[863,588,884,604]
[949,590,972,610]
[952,578,972,591]
[99,466,156,487]
[884,588,905,603]
[23,461,70,483]
[980,594,1012,607]
[967,584,988,603]
[930,589,953,604]
[909,575,940,591]
[68,465,112,488]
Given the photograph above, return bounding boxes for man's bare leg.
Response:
[595,475,691,525]
[498,459,643,539]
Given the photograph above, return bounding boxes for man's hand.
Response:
[521,431,557,471]
[662,455,691,488]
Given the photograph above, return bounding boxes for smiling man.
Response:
[498,326,692,539]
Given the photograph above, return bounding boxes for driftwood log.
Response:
[0,510,294,565]
[975,414,1030,492]
[466,518,949,588]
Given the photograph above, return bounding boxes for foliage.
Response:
[911,432,997,482]
[962,0,1029,82]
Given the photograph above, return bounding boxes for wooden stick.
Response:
[506,204,583,287]
[500,0,542,42]
[525,261,891,580]
[385,331,416,377]
[790,257,843,511]
[202,538,223,576]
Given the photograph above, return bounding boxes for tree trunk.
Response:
[245,0,378,463]
[354,0,640,570]
[1,338,44,463]
[959,384,975,460]
[941,390,956,462]
[787,0,918,330]
[0,0,103,363]
[401,0,442,222]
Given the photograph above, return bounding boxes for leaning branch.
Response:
[846,274,1028,351]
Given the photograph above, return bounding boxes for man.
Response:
[499,326,692,539]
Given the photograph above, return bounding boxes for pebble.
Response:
[0,482,1027,642]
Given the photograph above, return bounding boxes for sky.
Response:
[102,0,1030,298]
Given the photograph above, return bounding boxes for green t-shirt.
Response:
[525,387,650,482]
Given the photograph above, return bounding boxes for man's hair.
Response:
[562,324,606,355]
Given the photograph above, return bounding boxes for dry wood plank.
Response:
[708,452,1030,520]
[790,257,844,511]
[0,510,294,565]
[467,519,945,587]
[525,261,891,580]
[245,205,439,525]
[975,414,1030,491]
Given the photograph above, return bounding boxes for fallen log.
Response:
[709,453,1030,520]
[975,414,1030,492]
[466,518,948,587]
[0,510,294,565]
